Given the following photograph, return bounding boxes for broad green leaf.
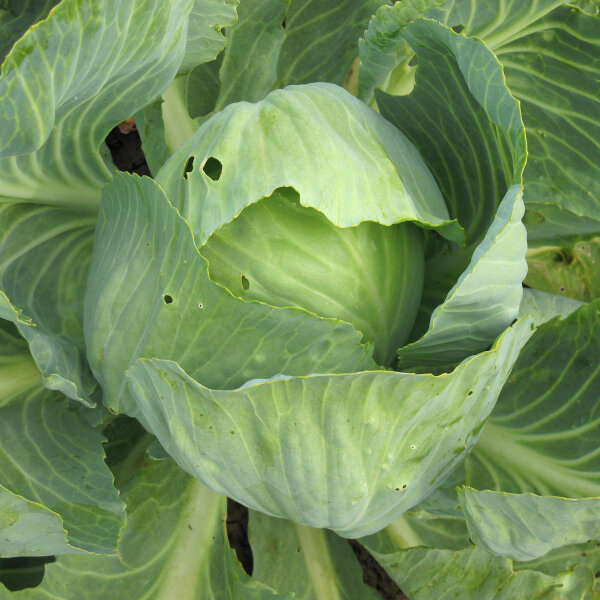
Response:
[277,0,389,87]
[361,545,596,600]
[249,511,380,600]
[494,5,600,246]
[375,19,526,369]
[165,0,391,154]
[517,288,584,326]
[359,0,565,103]
[84,174,374,414]
[0,322,125,556]
[159,0,288,156]
[526,238,600,302]
[0,458,289,599]
[0,0,196,402]
[469,299,600,499]
[459,488,600,562]
[359,1,600,246]
[397,188,526,372]
[157,82,460,245]
[0,0,193,200]
[188,0,290,116]
[0,204,97,403]
[0,0,58,62]
[376,19,525,245]
[126,319,532,537]
[179,0,238,73]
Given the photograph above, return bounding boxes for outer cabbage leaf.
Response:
[359,295,600,593]
[126,319,532,537]
[359,0,600,248]
[84,174,375,414]
[0,0,195,403]
[459,489,600,562]
[372,19,527,370]
[0,458,289,600]
[0,323,125,556]
[186,0,290,117]
[470,299,600,500]
[358,546,596,600]
[156,81,460,245]
[152,0,392,160]
[249,511,380,600]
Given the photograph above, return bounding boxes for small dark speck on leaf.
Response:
[163,294,173,304]
[408,55,418,67]
[241,275,250,290]
[188,525,193,531]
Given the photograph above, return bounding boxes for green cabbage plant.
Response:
[0,0,599,598]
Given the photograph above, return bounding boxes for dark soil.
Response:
[106,124,407,600]
[105,124,151,177]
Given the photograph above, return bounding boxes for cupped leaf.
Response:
[0,458,289,599]
[358,0,565,104]
[359,1,600,247]
[397,187,526,373]
[249,511,380,600]
[459,488,600,562]
[374,18,527,369]
[0,323,125,556]
[0,0,197,402]
[84,174,375,414]
[156,81,460,245]
[126,319,532,537]
[201,187,425,365]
